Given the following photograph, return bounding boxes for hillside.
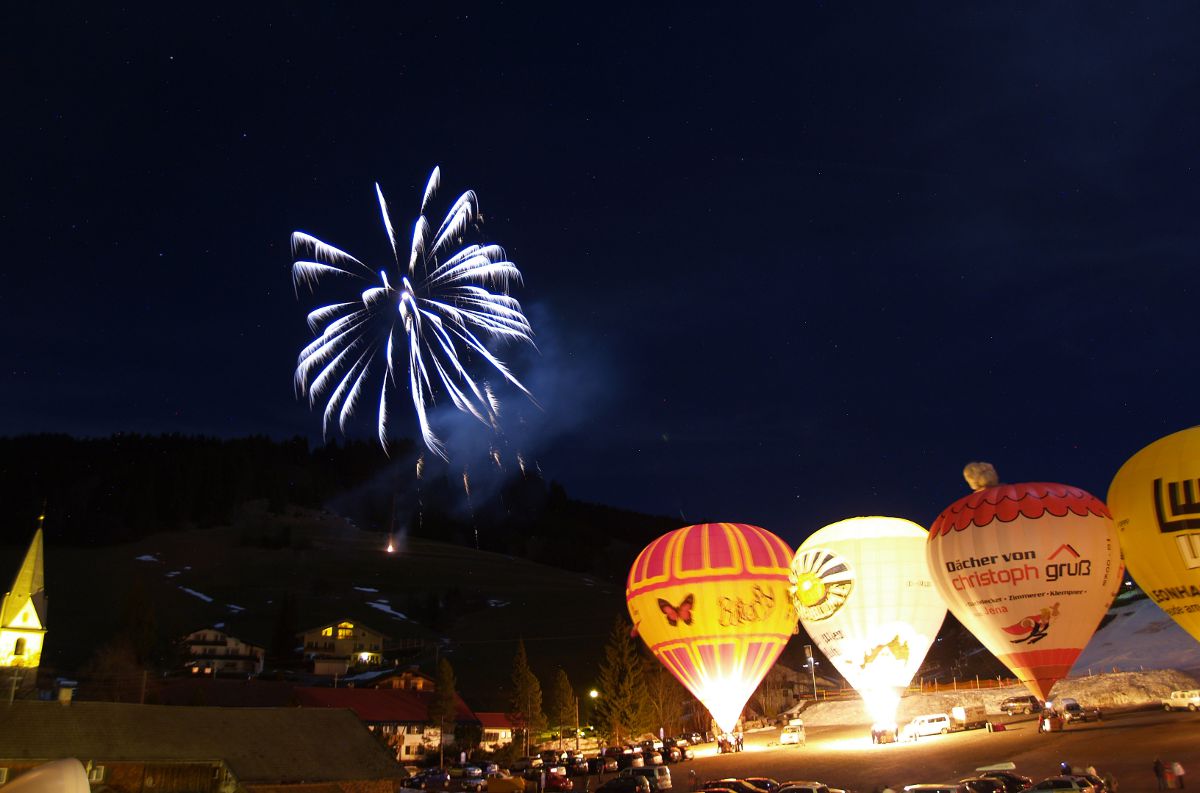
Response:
[0,508,628,709]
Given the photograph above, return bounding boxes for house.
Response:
[0,701,406,793]
[475,712,515,751]
[341,666,435,691]
[300,619,387,675]
[181,627,266,676]
[294,686,478,762]
[0,527,46,690]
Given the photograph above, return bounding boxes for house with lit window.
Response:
[0,527,46,690]
[181,627,266,676]
[342,666,435,691]
[299,619,387,675]
[476,712,515,751]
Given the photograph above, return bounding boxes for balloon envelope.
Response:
[627,523,796,733]
[1108,427,1200,644]
[790,516,946,724]
[927,483,1121,701]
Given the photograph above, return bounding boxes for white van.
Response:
[1163,689,1200,711]
[903,713,952,739]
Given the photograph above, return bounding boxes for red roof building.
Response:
[294,687,477,762]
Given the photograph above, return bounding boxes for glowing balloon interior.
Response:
[927,483,1121,701]
[1108,426,1200,645]
[627,523,796,734]
[790,517,946,726]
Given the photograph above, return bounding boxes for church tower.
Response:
[1,521,47,689]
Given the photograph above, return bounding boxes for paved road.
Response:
[649,708,1199,793]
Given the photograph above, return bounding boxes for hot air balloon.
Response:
[1108,426,1200,645]
[790,517,947,729]
[926,471,1121,702]
[626,523,796,734]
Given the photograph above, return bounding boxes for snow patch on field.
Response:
[355,586,380,593]
[227,604,245,613]
[367,600,408,620]
[1072,595,1200,675]
[135,554,161,562]
[178,587,214,603]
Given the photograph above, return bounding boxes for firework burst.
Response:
[292,167,536,459]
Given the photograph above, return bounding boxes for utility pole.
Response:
[805,644,817,701]
[573,695,580,752]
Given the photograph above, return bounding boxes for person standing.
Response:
[1173,762,1186,789]
[1154,758,1167,791]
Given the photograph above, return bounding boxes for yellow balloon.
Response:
[1108,426,1200,644]
[627,523,796,734]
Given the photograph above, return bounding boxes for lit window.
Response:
[336,622,355,640]
[89,766,106,783]
[321,627,334,637]
[13,638,25,656]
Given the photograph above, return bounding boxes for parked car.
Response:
[641,750,663,766]
[1050,698,1101,722]
[485,773,526,793]
[780,723,807,745]
[512,757,544,772]
[564,758,589,776]
[1000,695,1042,716]
[616,754,645,770]
[411,769,452,790]
[904,786,968,793]
[1163,689,1200,711]
[589,757,619,775]
[978,772,1033,793]
[777,782,833,793]
[662,739,693,762]
[597,777,652,793]
[702,780,770,793]
[960,778,1006,793]
[745,779,779,793]
[1027,778,1096,793]
[619,767,672,792]
[546,775,574,792]
[461,777,488,793]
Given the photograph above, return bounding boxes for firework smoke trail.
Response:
[462,466,479,549]
[414,452,425,535]
[291,166,536,459]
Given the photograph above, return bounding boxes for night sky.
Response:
[5,4,1198,547]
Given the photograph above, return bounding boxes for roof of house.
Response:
[294,686,476,724]
[297,618,391,640]
[0,701,405,784]
[475,712,514,730]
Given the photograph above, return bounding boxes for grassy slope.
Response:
[0,509,629,710]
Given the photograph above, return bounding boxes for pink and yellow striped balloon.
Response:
[627,523,796,733]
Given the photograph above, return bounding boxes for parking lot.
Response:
[648,708,1200,793]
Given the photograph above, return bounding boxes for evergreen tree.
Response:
[549,668,577,749]
[428,657,459,766]
[508,639,546,754]
[643,657,688,738]
[594,617,650,744]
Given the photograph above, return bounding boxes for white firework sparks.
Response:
[292,167,535,459]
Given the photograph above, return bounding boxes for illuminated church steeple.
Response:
[1,517,47,688]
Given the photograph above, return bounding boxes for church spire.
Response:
[1,525,46,629]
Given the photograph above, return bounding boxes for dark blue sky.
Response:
[5,3,1197,547]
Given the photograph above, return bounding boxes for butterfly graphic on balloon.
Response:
[658,594,695,627]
